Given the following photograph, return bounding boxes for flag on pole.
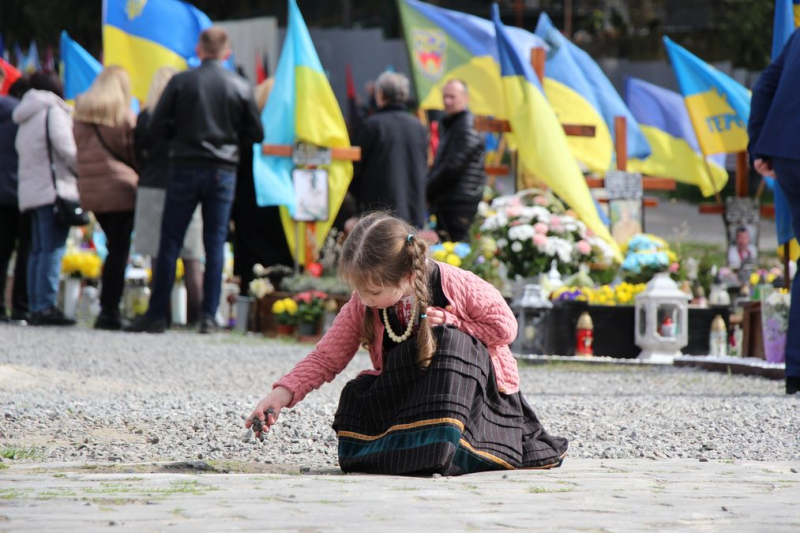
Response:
[663,37,751,156]
[60,31,103,103]
[18,41,40,74]
[102,0,212,103]
[534,13,651,172]
[398,0,546,119]
[253,0,353,265]
[491,5,619,258]
[0,58,21,95]
[625,77,727,197]
[255,49,268,84]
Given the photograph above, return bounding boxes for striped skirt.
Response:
[332,326,569,476]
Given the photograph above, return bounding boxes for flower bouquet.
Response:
[620,234,679,284]
[477,189,616,280]
[293,290,328,335]
[271,297,298,335]
[761,287,790,363]
[429,241,471,268]
[61,251,102,280]
[551,282,646,306]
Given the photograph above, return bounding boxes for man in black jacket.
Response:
[348,71,427,228]
[126,27,264,334]
[426,79,486,242]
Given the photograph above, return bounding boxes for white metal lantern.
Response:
[511,284,553,355]
[635,272,691,363]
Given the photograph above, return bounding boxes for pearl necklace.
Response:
[382,298,418,343]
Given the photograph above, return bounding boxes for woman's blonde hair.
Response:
[74,66,132,126]
[144,66,179,113]
[254,78,274,113]
[338,212,436,367]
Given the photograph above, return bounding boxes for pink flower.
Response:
[669,262,680,273]
[534,222,549,234]
[576,240,591,255]
[507,206,522,217]
[550,217,563,231]
[533,234,547,247]
[508,196,523,208]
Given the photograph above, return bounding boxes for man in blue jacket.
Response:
[749,27,800,395]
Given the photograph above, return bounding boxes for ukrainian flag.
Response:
[770,0,800,259]
[399,0,545,119]
[253,0,352,265]
[663,37,751,157]
[60,31,102,104]
[491,5,618,259]
[534,13,651,173]
[102,0,211,103]
[625,77,727,197]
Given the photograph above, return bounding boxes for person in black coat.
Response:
[348,72,427,228]
[426,79,487,242]
[0,76,31,322]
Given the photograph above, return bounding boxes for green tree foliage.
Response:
[721,0,774,70]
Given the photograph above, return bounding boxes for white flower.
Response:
[252,263,266,276]
[511,241,523,253]
[496,238,508,249]
[480,213,509,231]
[508,224,535,241]
[477,201,490,217]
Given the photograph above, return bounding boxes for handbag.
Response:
[46,108,90,227]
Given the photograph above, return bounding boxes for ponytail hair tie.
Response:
[419,313,427,319]
[407,234,414,243]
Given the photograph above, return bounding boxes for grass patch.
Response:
[98,506,115,512]
[84,480,218,497]
[518,359,651,373]
[0,463,7,470]
[36,490,77,500]
[528,486,573,494]
[0,488,31,500]
[0,447,41,461]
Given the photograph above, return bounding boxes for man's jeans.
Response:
[28,204,69,313]
[146,166,235,322]
[771,158,800,380]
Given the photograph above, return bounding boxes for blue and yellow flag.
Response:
[663,37,751,157]
[535,13,651,173]
[60,31,102,104]
[491,5,618,258]
[771,0,800,258]
[625,77,727,197]
[399,0,545,119]
[102,0,211,103]
[253,0,353,265]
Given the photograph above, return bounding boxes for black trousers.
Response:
[0,205,30,316]
[94,211,134,317]
[432,208,475,243]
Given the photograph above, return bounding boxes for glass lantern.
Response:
[634,272,690,363]
[511,284,553,356]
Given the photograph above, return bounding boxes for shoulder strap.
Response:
[45,108,58,190]
[92,123,128,165]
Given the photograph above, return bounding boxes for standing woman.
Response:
[13,71,77,326]
[73,66,139,330]
[133,66,204,327]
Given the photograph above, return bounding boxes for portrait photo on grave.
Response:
[727,224,758,270]
[292,168,329,222]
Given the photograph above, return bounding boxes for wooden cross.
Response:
[260,142,361,269]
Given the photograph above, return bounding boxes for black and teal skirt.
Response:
[332,326,569,476]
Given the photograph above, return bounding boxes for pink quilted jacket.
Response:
[274,261,519,407]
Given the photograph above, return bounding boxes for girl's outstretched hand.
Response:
[246,386,293,440]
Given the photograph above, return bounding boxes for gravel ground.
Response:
[0,325,797,471]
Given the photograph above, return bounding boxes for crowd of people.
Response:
[0,25,490,333]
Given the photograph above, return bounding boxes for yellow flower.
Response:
[432,250,448,262]
[749,273,760,286]
[272,300,287,314]
[767,273,777,283]
[445,253,462,267]
[284,298,299,315]
[175,259,185,281]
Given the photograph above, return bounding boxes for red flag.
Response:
[0,58,21,95]
[429,120,440,157]
[255,48,267,84]
[345,64,362,138]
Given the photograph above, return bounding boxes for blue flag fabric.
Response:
[60,32,103,102]
[534,13,651,169]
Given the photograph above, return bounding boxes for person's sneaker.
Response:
[94,313,123,331]
[0,312,8,323]
[787,376,800,395]
[10,309,30,324]
[36,307,76,327]
[199,316,217,334]
[123,315,167,333]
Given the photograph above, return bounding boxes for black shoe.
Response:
[199,316,216,334]
[35,307,76,327]
[10,309,30,323]
[0,311,8,323]
[123,315,167,333]
[787,376,800,395]
[94,312,123,331]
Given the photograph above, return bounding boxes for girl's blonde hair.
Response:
[338,212,436,367]
[144,66,179,113]
[74,66,132,126]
